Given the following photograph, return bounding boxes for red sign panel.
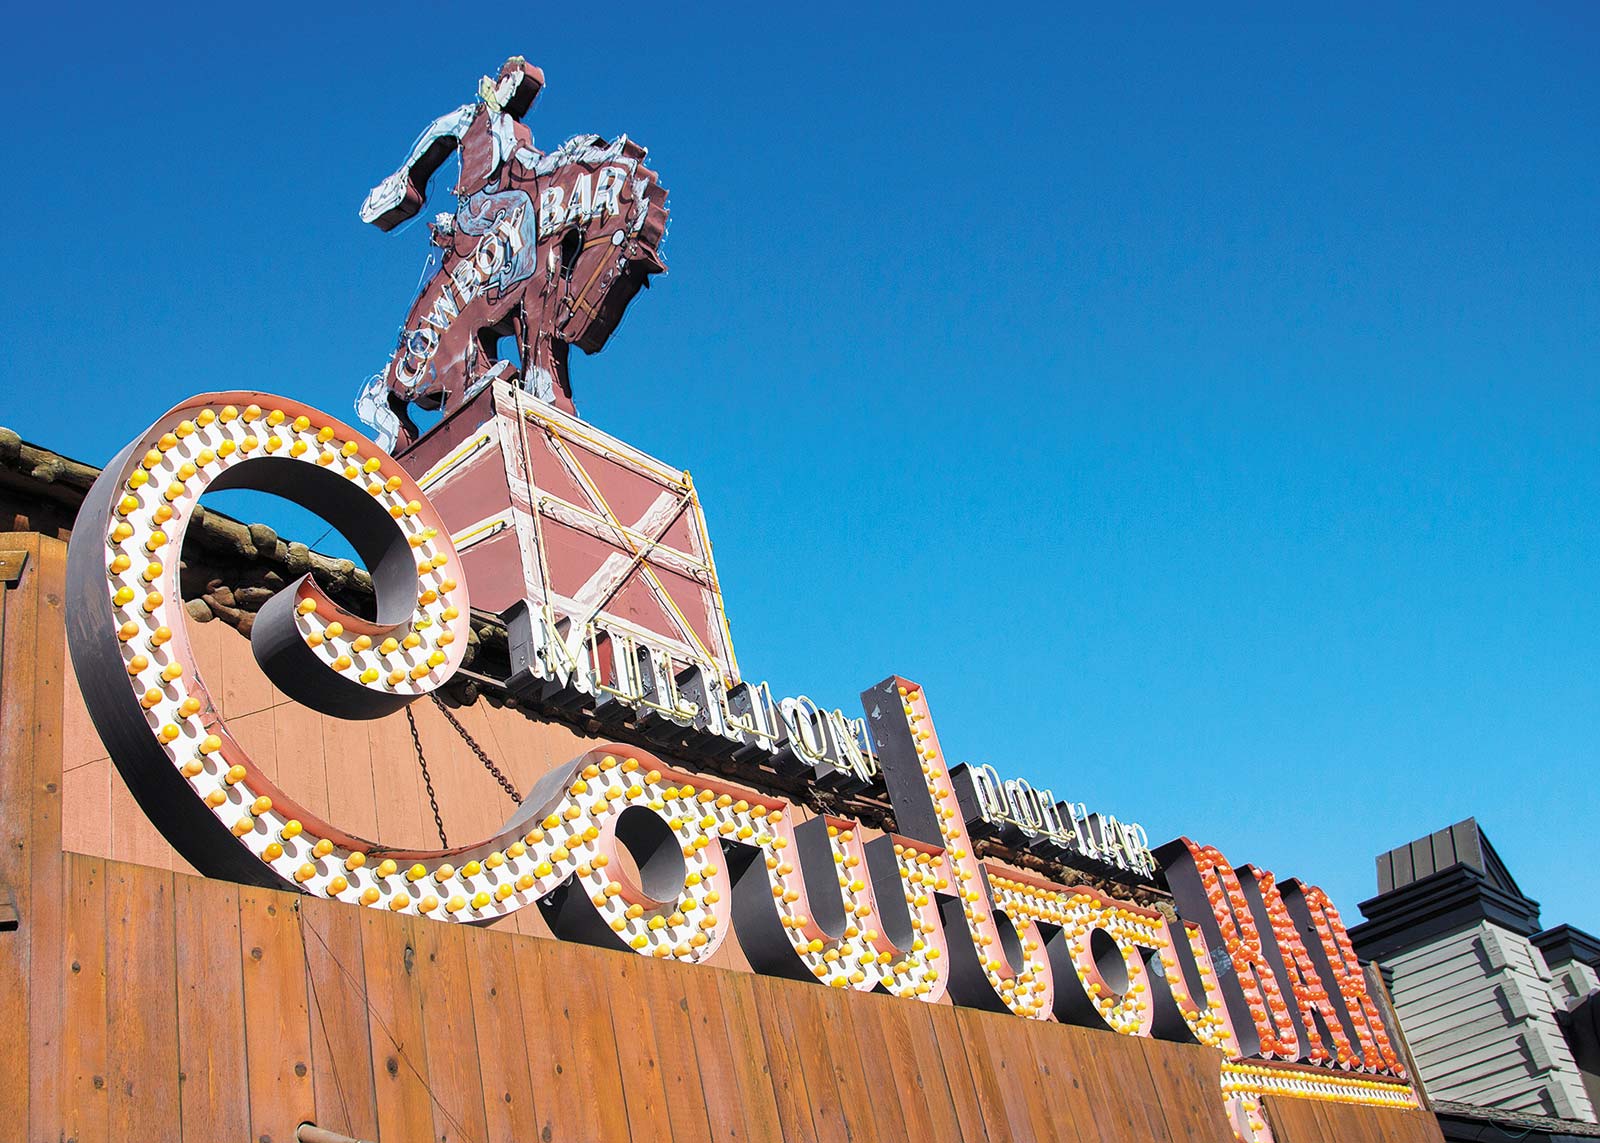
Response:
[411,382,739,685]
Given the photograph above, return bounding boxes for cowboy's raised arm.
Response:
[358,58,544,232]
[358,102,478,231]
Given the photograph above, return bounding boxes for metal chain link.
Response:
[430,693,523,806]
[405,705,449,848]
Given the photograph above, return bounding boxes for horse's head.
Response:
[531,135,669,359]
[356,61,668,452]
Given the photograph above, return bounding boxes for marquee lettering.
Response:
[1281,880,1403,1072]
[955,759,1157,877]
[68,391,1419,1143]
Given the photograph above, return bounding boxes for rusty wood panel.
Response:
[0,545,28,583]
[1039,1025,1109,1143]
[0,536,36,1132]
[1262,1095,1316,1139]
[747,974,832,1143]
[61,854,109,1143]
[218,619,278,722]
[405,699,483,846]
[239,886,317,1143]
[1387,1105,1443,1143]
[25,537,67,1138]
[272,694,332,826]
[1081,1028,1169,1141]
[1074,1026,1161,1143]
[601,947,675,1143]
[864,989,959,1141]
[420,700,521,846]
[993,1012,1067,1139]
[931,1001,1015,1143]
[635,956,719,1141]
[320,705,382,844]
[1015,1023,1092,1143]
[908,1001,991,1143]
[360,909,436,1143]
[1393,1109,1448,1143]
[956,1007,1054,1139]
[109,764,185,871]
[1260,1094,1350,1139]
[300,894,381,1142]
[711,969,785,1143]
[1302,1099,1356,1143]
[658,957,749,1142]
[840,991,916,1143]
[460,924,540,1143]
[1265,1097,1446,1143]
[514,934,632,1143]
[797,980,885,1143]
[366,708,434,850]
[105,862,179,1141]
[413,918,492,1143]
[61,756,111,858]
[1111,1035,1179,1140]
[757,976,851,1143]
[1133,1035,1233,1143]
[173,874,251,1140]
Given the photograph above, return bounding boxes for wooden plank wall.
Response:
[3,531,1449,1143]
[1264,1096,1446,1143]
[38,852,1453,1143]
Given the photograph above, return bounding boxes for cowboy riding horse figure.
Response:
[356,56,669,452]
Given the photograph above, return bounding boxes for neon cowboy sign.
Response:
[67,391,1418,1143]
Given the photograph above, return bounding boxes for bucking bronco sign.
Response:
[356,56,668,452]
[64,57,1427,1143]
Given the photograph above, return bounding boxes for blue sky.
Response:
[4,4,1596,933]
